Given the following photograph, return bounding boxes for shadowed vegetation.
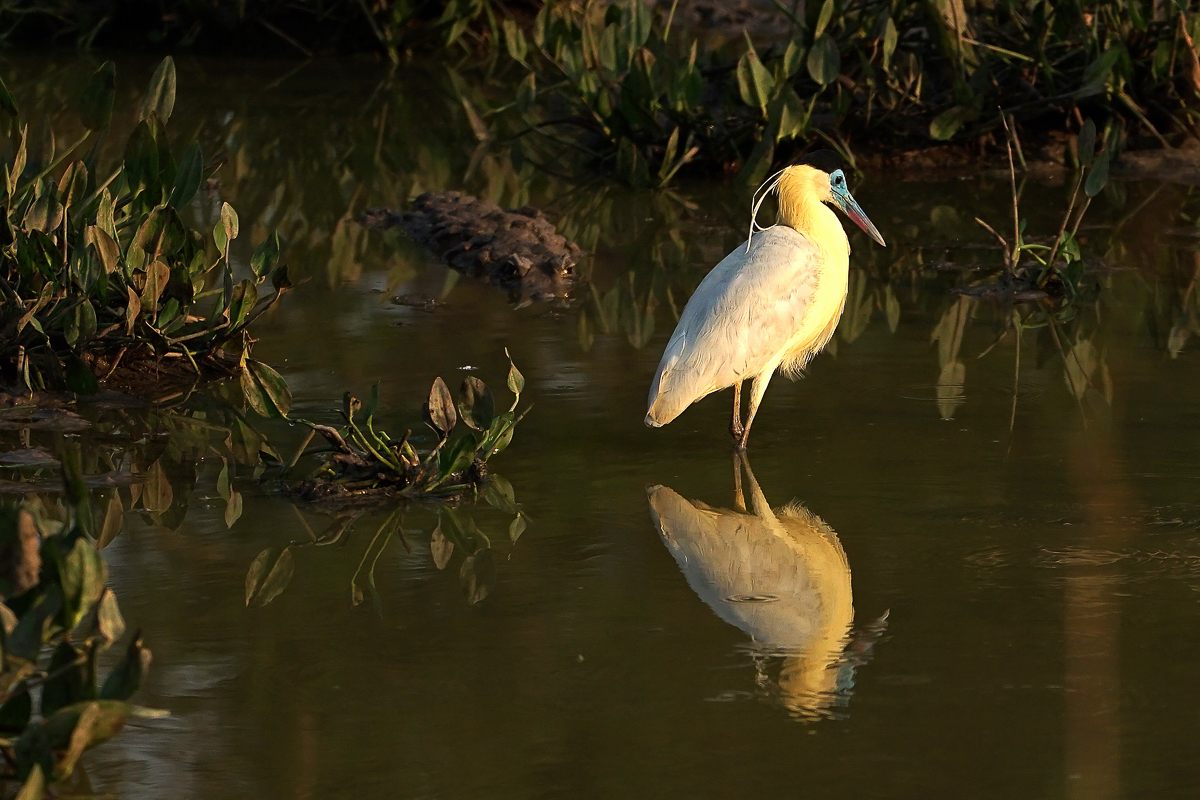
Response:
[0,444,164,797]
[0,57,292,400]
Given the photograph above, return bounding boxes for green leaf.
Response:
[123,120,159,196]
[423,377,457,437]
[250,232,282,279]
[78,61,116,131]
[248,360,292,417]
[807,33,841,86]
[1084,151,1110,197]
[882,17,898,71]
[1077,118,1096,168]
[509,514,527,543]
[245,547,294,607]
[99,631,152,701]
[215,202,239,256]
[224,489,243,528]
[140,57,177,124]
[437,434,478,480]
[778,87,808,142]
[813,0,835,38]
[1079,48,1121,97]
[240,365,271,417]
[623,0,652,53]
[228,279,257,327]
[505,349,525,396]
[57,536,108,630]
[736,44,775,111]
[503,18,528,64]
[782,39,805,79]
[929,105,973,140]
[516,73,538,113]
[167,141,203,209]
[458,376,495,431]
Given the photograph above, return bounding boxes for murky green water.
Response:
[4,54,1200,798]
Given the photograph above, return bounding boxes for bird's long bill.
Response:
[832,185,886,247]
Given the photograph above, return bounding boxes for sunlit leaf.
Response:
[423,377,457,437]
[929,105,973,140]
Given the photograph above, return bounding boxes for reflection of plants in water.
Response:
[0,445,165,795]
[1,394,274,543]
[245,478,528,610]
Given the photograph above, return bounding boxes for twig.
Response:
[257,17,313,58]
[1000,113,1020,278]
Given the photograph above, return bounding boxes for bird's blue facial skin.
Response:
[828,169,887,247]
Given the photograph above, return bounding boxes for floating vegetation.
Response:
[289,354,529,502]
[360,191,582,303]
[0,444,164,795]
[0,58,291,400]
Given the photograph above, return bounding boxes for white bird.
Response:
[645,152,885,449]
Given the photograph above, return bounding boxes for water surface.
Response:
[3,54,1200,799]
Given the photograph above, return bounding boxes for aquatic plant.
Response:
[0,57,291,400]
[287,353,528,501]
[0,444,164,796]
[969,116,1115,297]
[485,0,1200,186]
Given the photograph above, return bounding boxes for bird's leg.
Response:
[736,372,774,451]
[729,381,744,441]
[732,450,746,512]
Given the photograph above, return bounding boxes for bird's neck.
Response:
[778,198,849,263]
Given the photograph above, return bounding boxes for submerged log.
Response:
[360,191,582,303]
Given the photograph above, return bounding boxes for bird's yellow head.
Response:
[755,153,886,247]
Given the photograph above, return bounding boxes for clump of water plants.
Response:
[964,116,1115,300]
[485,0,1200,187]
[0,444,164,796]
[0,58,291,401]
[290,353,529,502]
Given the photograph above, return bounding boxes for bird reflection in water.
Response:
[647,454,887,721]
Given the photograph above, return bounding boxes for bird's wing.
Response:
[646,227,822,426]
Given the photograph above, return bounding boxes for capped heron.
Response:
[645,152,886,449]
